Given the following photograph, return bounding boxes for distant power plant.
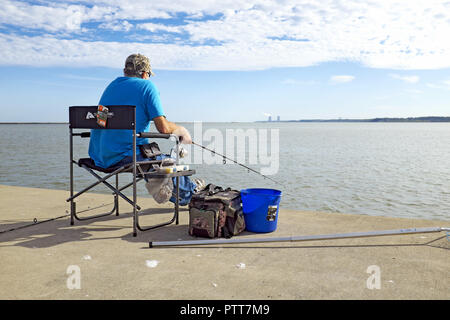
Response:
[267,115,280,122]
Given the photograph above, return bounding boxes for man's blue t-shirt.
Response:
[88,77,164,168]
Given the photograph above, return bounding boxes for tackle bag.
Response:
[188,184,245,238]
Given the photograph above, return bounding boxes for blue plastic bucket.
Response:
[240,188,282,233]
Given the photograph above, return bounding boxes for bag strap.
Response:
[221,225,232,239]
[205,184,224,195]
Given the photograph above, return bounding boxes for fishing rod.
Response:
[191,141,282,185]
[149,227,450,248]
[0,202,114,235]
[0,214,69,235]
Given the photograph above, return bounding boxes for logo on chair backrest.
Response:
[86,112,96,120]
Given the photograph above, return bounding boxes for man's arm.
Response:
[153,116,178,134]
[153,116,192,144]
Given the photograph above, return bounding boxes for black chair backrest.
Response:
[69,105,136,130]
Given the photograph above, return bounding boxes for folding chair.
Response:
[67,105,196,236]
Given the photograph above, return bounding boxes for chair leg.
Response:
[115,174,119,216]
[72,201,117,222]
[175,176,179,225]
[75,166,141,211]
[70,201,75,225]
[69,171,139,224]
[68,175,119,223]
[134,175,181,234]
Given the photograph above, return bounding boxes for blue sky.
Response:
[0,0,449,122]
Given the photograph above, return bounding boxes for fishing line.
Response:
[191,141,282,185]
[191,141,307,202]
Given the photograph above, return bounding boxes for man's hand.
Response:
[172,126,192,144]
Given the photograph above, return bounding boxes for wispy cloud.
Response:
[137,23,183,33]
[404,88,423,94]
[389,73,420,83]
[1,1,450,71]
[281,79,318,85]
[99,21,134,32]
[61,74,110,81]
[330,75,355,84]
[426,80,450,90]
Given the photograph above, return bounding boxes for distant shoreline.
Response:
[1,116,450,124]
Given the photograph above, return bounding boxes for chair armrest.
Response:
[137,132,172,139]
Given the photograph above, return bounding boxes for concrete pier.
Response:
[0,185,448,299]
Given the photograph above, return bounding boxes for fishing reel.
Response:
[170,146,188,159]
[179,147,188,158]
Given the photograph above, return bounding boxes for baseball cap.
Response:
[124,53,155,77]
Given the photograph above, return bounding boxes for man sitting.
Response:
[88,53,203,204]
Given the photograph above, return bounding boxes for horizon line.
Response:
[2,116,450,124]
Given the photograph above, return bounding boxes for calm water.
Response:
[0,122,449,221]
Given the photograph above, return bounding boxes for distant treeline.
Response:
[258,116,450,123]
[367,117,450,122]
